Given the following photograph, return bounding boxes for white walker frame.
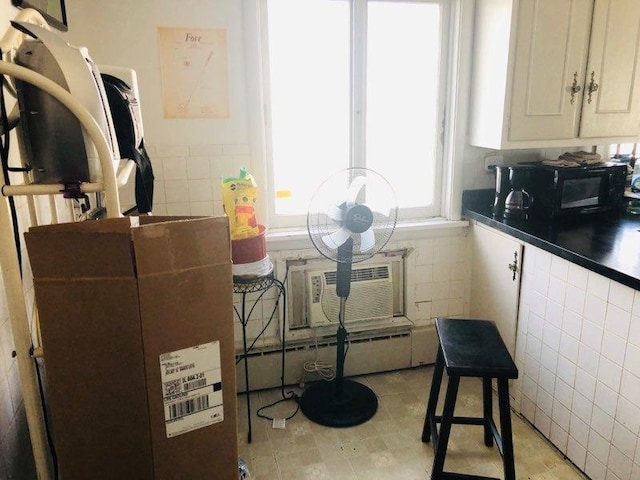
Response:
[0,9,133,479]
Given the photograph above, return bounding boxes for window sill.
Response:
[265,217,469,252]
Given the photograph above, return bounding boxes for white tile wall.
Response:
[146,143,250,217]
[514,244,640,480]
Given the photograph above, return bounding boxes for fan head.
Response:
[307,167,398,263]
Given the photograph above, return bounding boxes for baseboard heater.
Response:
[235,331,413,393]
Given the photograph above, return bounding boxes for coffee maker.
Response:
[492,165,511,217]
[493,165,535,220]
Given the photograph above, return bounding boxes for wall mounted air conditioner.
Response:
[306,263,394,327]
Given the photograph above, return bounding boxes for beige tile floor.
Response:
[237,366,588,479]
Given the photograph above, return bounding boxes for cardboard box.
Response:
[25,216,237,480]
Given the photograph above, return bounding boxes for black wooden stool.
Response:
[422,317,518,480]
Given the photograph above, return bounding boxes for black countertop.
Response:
[462,189,640,291]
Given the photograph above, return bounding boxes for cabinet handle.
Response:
[570,71,582,105]
[508,251,518,281]
[587,71,599,104]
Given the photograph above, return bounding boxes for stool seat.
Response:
[422,317,518,480]
[437,318,518,379]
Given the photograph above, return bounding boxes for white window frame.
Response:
[242,0,473,235]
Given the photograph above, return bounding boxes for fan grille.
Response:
[307,168,398,263]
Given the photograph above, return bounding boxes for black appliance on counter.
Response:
[493,164,535,220]
[529,162,626,219]
[493,162,627,220]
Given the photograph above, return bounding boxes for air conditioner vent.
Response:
[323,265,390,285]
[306,262,394,327]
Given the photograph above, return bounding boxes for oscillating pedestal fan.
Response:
[300,167,398,427]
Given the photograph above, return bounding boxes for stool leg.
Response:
[422,346,445,443]
[482,377,493,447]
[431,374,460,479]
[498,378,516,480]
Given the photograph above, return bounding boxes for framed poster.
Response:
[157,27,229,119]
[12,0,67,31]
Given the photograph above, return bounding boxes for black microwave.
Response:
[528,162,627,219]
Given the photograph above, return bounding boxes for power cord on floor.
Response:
[300,359,335,386]
[298,329,336,388]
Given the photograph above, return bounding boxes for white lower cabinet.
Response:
[469,221,523,358]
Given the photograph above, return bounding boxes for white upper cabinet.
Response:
[469,0,640,149]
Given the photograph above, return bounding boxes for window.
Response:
[610,143,637,159]
[261,0,449,228]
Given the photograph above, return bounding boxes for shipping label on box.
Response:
[160,341,224,438]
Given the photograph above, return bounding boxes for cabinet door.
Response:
[469,222,523,357]
[509,0,593,141]
[580,0,640,138]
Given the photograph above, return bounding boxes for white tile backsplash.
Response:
[560,332,580,363]
[606,304,632,338]
[585,453,607,480]
[584,295,607,326]
[608,446,633,480]
[620,370,640,403]
[187,179,214,202]
[552,398,571,431]
[570,413,591,447]
[568,263,589,290]
[565,285,586,316]
[567,436,588,470]
[186,156,213,179]
[598,357,623,391]
[577,343,601,377]
[572,391,594,423]
[556,354,576,386]
[587,272,611,301]
[161,156,188,180]
[551,256,570,281]
[602,331,628,366]
[575,368,597,399]
[550,421,569,452]
[591,406,615,441]
[515,243,640,480]
[545,299,564,328]
[539,365,557,395]
[533,269,551,296]
[581,320,604,351]
[588,428,612,468]
[615,396,640,434]
[624,343,640,378]
[555,377,574,409]
[629,316,640,348]
[594,381,619,417]
[528,311,545,340]
[548,277,567,305]
[612,421,637,460]
[543,323,562,351]
[609,283,635,312]
[164,179,190,203]
[541,343,559,372]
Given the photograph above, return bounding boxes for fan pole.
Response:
[335,299,347,399]
[334,239,352,399]
[299,238,378,427]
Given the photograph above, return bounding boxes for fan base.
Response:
[299,378,378,427]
